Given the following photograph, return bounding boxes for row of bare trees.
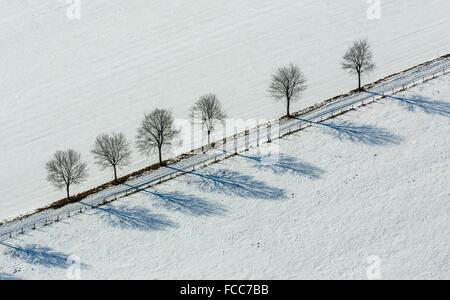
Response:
[46,95,227,200]
[269,39,375,117]
[46,39,375,200]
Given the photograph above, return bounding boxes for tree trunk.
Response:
[287,98,291,118]
[358,72,362,91]
[113,165,117,183]
[207,130,211,146]
[158,147,163,166]
[66,184,70,201]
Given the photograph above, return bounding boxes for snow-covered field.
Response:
[1,0,450,222]
[0,73,448,280]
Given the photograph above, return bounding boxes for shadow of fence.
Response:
[91,204,178,231]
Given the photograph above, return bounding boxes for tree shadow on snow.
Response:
[319,120,403,145]
[0,242,88,269]
[148,190,228,217]
[187,168,287,200]
[393,94,450,117]
[0,272,21,280]
[236,153,325,179]
[93,204,178,231]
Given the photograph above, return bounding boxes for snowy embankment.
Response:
[0,56,447,239]
[1,0,450,222]
[0,73,448,280]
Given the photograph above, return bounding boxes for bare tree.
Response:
[91,132,131,183]
[46,149,88,201]
[269,64,307,118]
[342,39,376,90]
[136,108,178,166]
[190,94,227,145]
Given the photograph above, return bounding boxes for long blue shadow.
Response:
[231,152,325,179]
[366,91,450,117]
[0,242,87,269]
[167,166,287,200]
[295,117,402,146]
[0,273,21,280]
[81,202,178,231]
[122,184,227,217]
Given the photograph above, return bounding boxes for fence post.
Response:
[223,137,226,153]
[245,130,249,151]
[267,124,272,143]
[256,127,260,147]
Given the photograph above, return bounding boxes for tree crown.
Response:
[136,108,178,155]
[269,64,307,102]
[46,149,88,189]
[190,93,227,132]
[91,132,131,169]
[342,39,375,74]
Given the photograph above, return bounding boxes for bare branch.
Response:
[342,39,376,89]
[269,64,307,117]
[91,132,131,181]
[46,149,88,200]
[190,93,227,145]
[136,108,178,165]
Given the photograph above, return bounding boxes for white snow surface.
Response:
[1,0,450,222]
[0,74,448,280]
